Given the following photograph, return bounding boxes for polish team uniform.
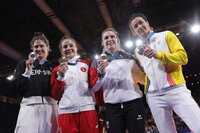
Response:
[135,31,200,133]
[91,51,145,133]
[12,59,58,133]
[50,56,100,133]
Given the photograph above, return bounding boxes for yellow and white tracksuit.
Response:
[135,31,200,133]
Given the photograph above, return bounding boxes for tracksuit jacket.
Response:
[12,59,56,105]
[50,56,104,114]
[91,51,143,104]
[135,31,188,93]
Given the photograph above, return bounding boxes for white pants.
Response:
[14,104,59,133]
[147,84,200,133]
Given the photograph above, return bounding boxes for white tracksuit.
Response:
[135,31,200,133]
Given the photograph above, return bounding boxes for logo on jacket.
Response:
[136,114,143,120]
[80,67,86,72]
[32,69,51,75]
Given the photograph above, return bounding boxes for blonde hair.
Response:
[58,36,77,51]
[101,28,122,53]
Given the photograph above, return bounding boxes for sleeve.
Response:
[50,66,65,101]
[89,60,105,107]
[11,60,29,97]
[131,59,145,85]
[157,31,188,65]
[22,68,32,78]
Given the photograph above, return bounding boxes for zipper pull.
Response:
[121,103,123,108]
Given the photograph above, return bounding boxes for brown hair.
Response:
[128,13,153,35]
[128,13,148,25]
[30,32,49,48]
[58,36,77,50]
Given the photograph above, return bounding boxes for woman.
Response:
[129,13,200,133]
[91,28,146,133]
[13,32,58,133]
[50,36,100,133]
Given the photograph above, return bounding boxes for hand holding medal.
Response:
[58,56,68,77]
[26,52,38,70]
[97,54,109,76]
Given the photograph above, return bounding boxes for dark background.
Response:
[0,0,200,76]
[0,0,200,132]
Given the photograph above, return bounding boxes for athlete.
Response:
[91,28,146,133]
[129,13,200,133]
[13,32,58,133]
[50,36,100,133]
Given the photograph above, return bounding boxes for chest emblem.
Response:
[80,67,87,72]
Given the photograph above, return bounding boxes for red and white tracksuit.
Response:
[51,56,103,133]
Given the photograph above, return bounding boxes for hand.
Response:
[98,110,105,124]
[58,62,68,77]
[143,47,158,59]
[98,107,106,132]
[97,61,109,75]
[26,58,34,70]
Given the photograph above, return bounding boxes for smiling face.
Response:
[60,39,77,59]
[32,39,50,61]
[130,16,152,39]
[102,31,119,54]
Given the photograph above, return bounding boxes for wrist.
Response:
[57,72,65,81]
[22,68,32,78]
[98,72,105,78]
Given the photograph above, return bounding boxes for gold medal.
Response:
[99,54,108,62]
[58,56,68,63]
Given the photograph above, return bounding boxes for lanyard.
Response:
[142,31,155,44]
[39,60,47,65]
[108,51,121,62]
